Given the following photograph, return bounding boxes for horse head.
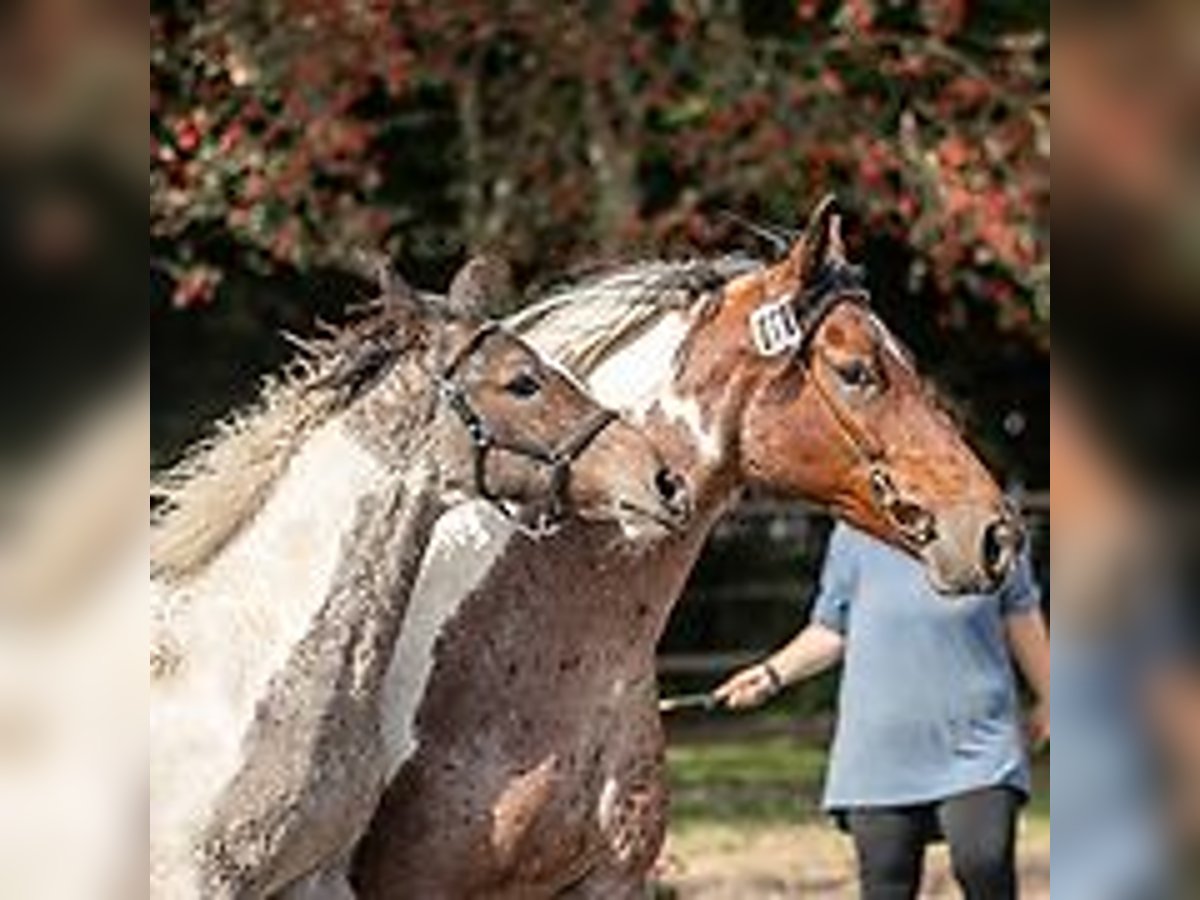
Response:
[707,197,1020,593]
[340,256,690,540]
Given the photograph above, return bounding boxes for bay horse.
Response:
[148,257,689,899]
[351,197,1023,898]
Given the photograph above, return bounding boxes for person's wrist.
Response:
[761,660,784,695]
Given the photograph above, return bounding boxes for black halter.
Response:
[790,262,872,359]
[435,323,618,535]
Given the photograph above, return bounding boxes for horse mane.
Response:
[507,256,761,375]
[151,295,433,583]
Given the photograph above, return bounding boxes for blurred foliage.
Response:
[151,0,1048,341]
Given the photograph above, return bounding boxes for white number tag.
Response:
[748,299,802,357]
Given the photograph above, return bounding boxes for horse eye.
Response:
[836,360,876,390]
[504,372,542,398]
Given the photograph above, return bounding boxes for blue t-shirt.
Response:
[811,523,1040,810]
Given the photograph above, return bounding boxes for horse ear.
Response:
[349,250,426,324]
[362,257,432,343]
[352,249,413,301]
[787,194,848,285]
[381,270,420,310]
[446,255,514,317]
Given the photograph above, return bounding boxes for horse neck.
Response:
[198,460,447,885]
[523,310,744,645]
[584,310,742,514]
[153,419,450,896]
[153,409,442,712]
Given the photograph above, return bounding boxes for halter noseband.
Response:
[436,322,618,536]
[748,262,936,549]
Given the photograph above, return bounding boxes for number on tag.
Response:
[748,300,802,357]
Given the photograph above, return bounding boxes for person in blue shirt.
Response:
[715,522,1050,900]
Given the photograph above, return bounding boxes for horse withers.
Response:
[351,197,1022,899]
[148,257,689,900]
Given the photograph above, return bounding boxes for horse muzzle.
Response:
[920,501,1025,596]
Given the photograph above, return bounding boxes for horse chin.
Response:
[580,501,681,546]
[617,515,673,546]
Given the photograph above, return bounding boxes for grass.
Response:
[667,736,828,826]
[661,730,1050,897]
[666,729,1050,830]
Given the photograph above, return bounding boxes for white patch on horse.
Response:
[150,422,382,883]
[379,501,515,781]
[583,312,687,413]
[657,390,722,464]
[597,775,620,832]
[276,863,355,900]
[583,313,721,464]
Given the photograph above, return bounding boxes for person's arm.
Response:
[1005,607,1050,747]
[713,622,845,709]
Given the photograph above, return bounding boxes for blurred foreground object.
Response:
[0,375,147,900]
[1051,374,1188,899]
[0,0,146,897]
[1054,3,1200,896]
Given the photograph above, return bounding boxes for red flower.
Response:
[174,120,201,154]
[218,122,244,154]
[797,0,821,21]
[921,0,966,38]
[937,135,972,171]
[171,265,222,309]
[845,0,875,33]
[819,68,845,96]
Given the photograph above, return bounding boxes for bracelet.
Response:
[762,661,784,695]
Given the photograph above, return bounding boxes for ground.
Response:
[656,722,1049,899]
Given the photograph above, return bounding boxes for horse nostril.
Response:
[654,468,683,506]
[891,501,936,547]
[981,518,1016,579]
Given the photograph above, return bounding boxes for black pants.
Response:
[844,786,1021,900]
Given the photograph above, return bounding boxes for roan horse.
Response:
[149,258,690,899]
[351,197,1024,898]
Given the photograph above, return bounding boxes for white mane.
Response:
[151,296,437,584]
[506,257,760,375]
[150,374,331,584]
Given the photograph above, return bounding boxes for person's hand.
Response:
[1025,699,1049,752]
[713,662,781,710]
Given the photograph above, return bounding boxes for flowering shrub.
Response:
[151,0,1047,343]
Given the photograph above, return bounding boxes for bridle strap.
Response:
[792,286,871,361]
[440,321,503,381]
[786,265,880,467]
[807,354,885,468]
